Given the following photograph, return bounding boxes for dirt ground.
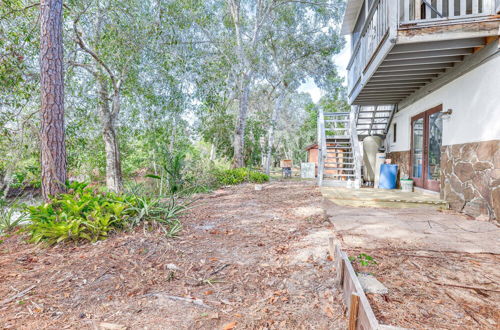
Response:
[325,199,500,329]
[0,181,346,329]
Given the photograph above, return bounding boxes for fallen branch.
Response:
[1,285,36,305]
[434,282,500,293]
[209,263,230,276]
[144,293,211,309]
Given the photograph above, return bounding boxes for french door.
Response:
[411,105,443,192]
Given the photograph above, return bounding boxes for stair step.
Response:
[324,174,356,178]
[359,110,392,113]
[324,112,350,116]
[326,135,349,139]
[326,120,349,123]
[327,143,351,146]
[325,162,355,165]
[327,147,352,150]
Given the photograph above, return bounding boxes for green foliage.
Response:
[0,199,27,234]
[25,182,187,245]
[348,253,377,267]
[213,168,269,186]
[163,152,186,194]
[248,171,269,184]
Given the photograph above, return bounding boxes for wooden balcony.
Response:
[344,0,500,105]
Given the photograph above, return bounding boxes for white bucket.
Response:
[400,179,414,192]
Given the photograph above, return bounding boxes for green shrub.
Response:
[248,171,269,184]
[213,168,269,186]
[25,181,187,245]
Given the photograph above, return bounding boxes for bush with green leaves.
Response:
[25,181,187,245]
[213,168,269,186]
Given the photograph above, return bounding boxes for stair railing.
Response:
[349,106,363,188]
[317,107,327,186]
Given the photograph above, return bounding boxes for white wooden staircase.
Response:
[317,105,397,187]
[317,110,362,187]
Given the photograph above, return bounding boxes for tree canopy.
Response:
[0,0,348,193]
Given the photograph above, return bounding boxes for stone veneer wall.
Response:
[387,140,499,222]
[387,151,410,183]
[441,140,499,221]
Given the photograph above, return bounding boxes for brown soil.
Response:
[0,181,345,329]
[348,248,500,329]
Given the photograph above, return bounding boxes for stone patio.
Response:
[322,187,500,254]
[321,186,448,209]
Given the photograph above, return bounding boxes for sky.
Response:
[298,36,351,103]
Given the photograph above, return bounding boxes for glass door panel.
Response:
[428,112,443,182]
[412,118,424,180]
[411,105,443,192]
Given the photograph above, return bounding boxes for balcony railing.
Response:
[400,0,497,24]
[346,0,497,99]
[347,0,392,96]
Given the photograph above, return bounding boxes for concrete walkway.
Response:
[321,186,448,209]
[322,188,499,254]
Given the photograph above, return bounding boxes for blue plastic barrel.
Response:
[379,164,398,189]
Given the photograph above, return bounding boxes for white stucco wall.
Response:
[387,54,500,152]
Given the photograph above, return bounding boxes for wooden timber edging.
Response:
[333,243,404,330]
[334,244,379,330]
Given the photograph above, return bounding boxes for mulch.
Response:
[0,181,346,329]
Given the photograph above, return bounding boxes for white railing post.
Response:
[403,0,410,22]
[437,0,443,16]
[317,108,326,186]
[472,0,479,14]
[415,0,422,19]
[484,0,495,13]
[460,0,466,16]
[349,106,362,189]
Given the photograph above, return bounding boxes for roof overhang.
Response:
[341,0,364,35]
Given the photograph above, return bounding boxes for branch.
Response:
[67,61,98,77]
[73,17,118,91]
[0,2,39,20]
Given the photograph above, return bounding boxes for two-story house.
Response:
[340,0,500,220]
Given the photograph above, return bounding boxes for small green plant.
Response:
[348,253,377,267]
[0,200,27,234]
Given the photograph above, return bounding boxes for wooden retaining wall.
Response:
[332,242,400,330]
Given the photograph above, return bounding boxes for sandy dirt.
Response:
[0,181,346,329]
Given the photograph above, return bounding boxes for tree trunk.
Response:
[98,79,123,193]
[39,0,67,200]
[233,75,251,168]
[210,142,216,161]
[169,114,177,153]
[265,93,284,175]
